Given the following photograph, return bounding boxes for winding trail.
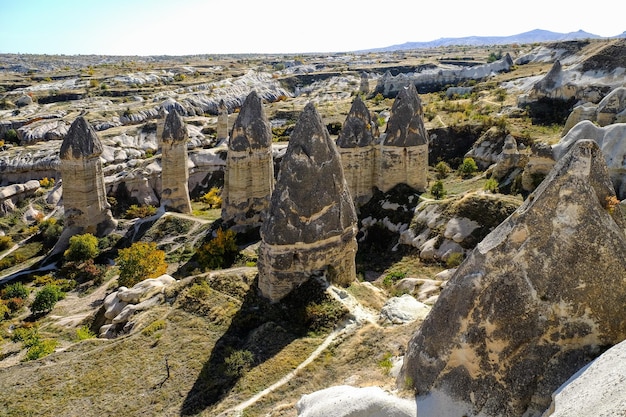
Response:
[216,285,379,417]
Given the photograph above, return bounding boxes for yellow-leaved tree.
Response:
[115,242,167,288]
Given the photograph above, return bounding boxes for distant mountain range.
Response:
[364,29,626,53]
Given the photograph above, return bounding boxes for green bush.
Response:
[64,233,99,262]
[0,302,9,321]
[430,180,447,200]
[224,349,255,377]
[0,235,13,251]
[31,284,64,314]
[458,157,478,178]
[200,187,222,209]
[75,326,96,341]
[25,339,57,361]
[483,178,499,193]
[434,161,451,180]
[141,319,166,337]
[304,300,348,333]
[1,282,30,300]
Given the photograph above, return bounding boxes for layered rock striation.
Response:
[399,139,626,417]
[336,96,378,205]
[258,103,358,302]
[222,90,275,230]
[377,83,428,193]
[59,116,116,237]
[160,109,192,214]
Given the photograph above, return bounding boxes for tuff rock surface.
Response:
[160,109,192,214]
[562,87,626,135]
[553,120,626,198]
[59,116,116,237]
[258,102,357,302]
[336,96,378,205]
[399,139,626,417]
[378,83,428,192]
[222,91,274,230]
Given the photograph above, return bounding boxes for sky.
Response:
[1,0,624,56]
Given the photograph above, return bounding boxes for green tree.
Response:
[64,233,99,262]
[434,161,451,180]
[1,282,30,300]
[430,180,447,200]
[483,178,499,193]
[116,242,167,288]
[458,157,478,178]
[31,284,64,314]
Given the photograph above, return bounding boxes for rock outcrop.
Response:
[296,385,417,417]
[217,99,229,142]
[258,103,358,302]
[399,139,626,417]
[59,116,116,237]
[553,120,626,198]
[0,180,40,215]
[336,96,378,205]
[562,87,626,135]
[160,109,192,214]
[221,91,274,231]
[377,83,428,193]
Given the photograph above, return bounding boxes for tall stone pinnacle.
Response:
[258,102,358,302]
[217,99,229,141]
[160,109,192,214]
[222,90,274,230]
[336,96,378,204]
[377,83,429,192]
[59,116,116,237]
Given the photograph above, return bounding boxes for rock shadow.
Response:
[180,274,344,416]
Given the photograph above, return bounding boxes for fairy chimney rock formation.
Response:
[217,99,229,142]
[60,116,116,236]
[160,109,192,214]
[258,102,358,302]
[399,139,626,417]
[336,96,378,205]
[222,90,275,230]
[359,72,370,94]
[378,83,428,192]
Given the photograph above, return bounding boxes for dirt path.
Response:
[216,285,379,417]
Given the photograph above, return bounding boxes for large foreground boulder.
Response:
[399,139,626,417]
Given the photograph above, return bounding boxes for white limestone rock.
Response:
[379,294,430,325]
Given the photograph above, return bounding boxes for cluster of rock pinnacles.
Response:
[56,82,626,416]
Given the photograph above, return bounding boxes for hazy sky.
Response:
[1,0,624,55]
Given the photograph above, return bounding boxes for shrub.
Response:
[483,178,499,193]
[1,282,30,300]
[11,324,39,345]
[200,187,222,209]
[116,241,167,288]
[141,319,166,336]
[446,252,465,268]
[605,195,620,214]
[382,271,407,287]
[304,300,348,333]
[64,233,99,262]
[4,129,19,144]
[31,284,64,314]
[125,204,157,219]
[39,177,55,188]
[75,326,96,341]
[25,339,57,361]
[458,157,478,178]
[196,228,238,270]
[40,218,62,248]
[378,352,393,375]
[434,161,451,180]
[430,180,447,200]
[6,297,24,312]
[224,349,255,377]
[0,302,9,320]
[0,236,13,251]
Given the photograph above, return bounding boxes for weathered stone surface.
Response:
[596,86,626,126]
[217,99,229,141]
[0,180,40,215]
[296,385,417,417]
[521,141,556,193]
[336,96,378,204]
[258,102,358,302]
[160,109,192,214]
[222,90,274,230]
[553,120,626,198]
[59,116,116,237]
[543,339,626,417]
[378,83,428,192]
[379,294,430,325]
[562,102,598,135]
[399,139,626,417]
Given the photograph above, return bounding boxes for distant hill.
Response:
[363,29,625,52]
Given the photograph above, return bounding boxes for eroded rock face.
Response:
[217,99,229,141]
[336,96,378,205]
[59,116,116,237]
[553,120,626,198]
[258,102,358,302]
[160,109,192,214]
[222,90,274,230]
[399,139,626,417]
[378,83,428,192]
